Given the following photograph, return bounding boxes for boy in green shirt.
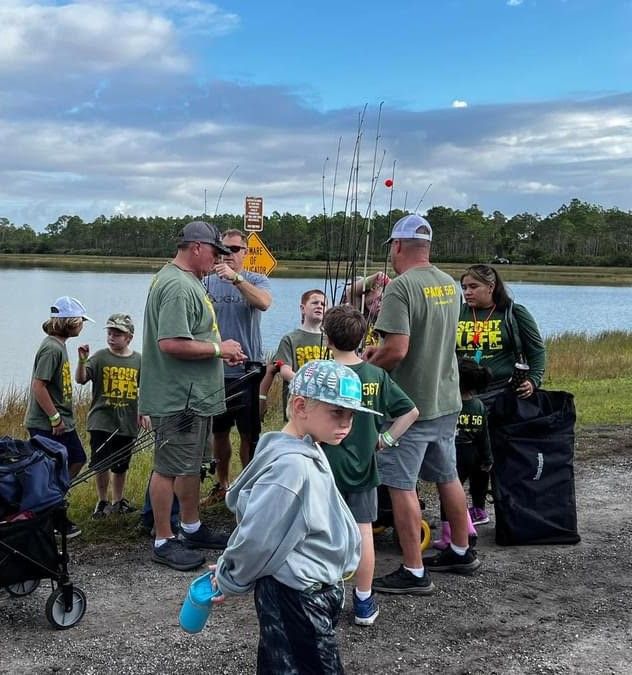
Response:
[259,288,330,421]
[321,305,419,625]
[24,296,94,539]
[76,313,149,519]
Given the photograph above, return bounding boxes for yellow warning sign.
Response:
[244,232,277,276]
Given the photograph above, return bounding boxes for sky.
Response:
[1,0,631,230]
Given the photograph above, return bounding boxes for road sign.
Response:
[244,196,264,231]
[244,232,277,276]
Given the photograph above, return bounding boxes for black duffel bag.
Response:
[489,389,581,546]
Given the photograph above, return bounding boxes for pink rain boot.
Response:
[432,521,451,550]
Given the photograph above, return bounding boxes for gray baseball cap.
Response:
[177,221,231,255]
[289,360,382,416]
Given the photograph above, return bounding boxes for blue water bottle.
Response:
[179,570,222,634]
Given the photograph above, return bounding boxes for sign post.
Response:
[244,232,277,276]
[244,196,264,232]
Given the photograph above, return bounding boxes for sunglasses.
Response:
[225,245,247,253]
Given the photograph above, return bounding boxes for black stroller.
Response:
[1,436,86,629]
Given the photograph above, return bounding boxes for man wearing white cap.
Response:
[139,221,247,571]
[365,214,481,592]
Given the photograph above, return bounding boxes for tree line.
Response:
[1,199,631,266]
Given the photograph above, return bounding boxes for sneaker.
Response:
[469,507,490,526]
[180,522,229,550]
[111,498,137,515]
[424,547,481,575]
[152,538,205,571]
[373,565,435,595]
[92,500,111,520]
[353,591,379,626]
[200,483,227,507]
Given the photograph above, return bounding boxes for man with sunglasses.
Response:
[203,229,272,502]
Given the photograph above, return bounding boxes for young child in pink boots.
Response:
[433,359,492,550]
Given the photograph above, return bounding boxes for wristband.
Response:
[381,430,398,447]
[259,394,267,401]
[79,357,88,364]
[49,412,61,427]
[212,342,221,358]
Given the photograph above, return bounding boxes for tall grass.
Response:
[544,330,632,381]
[1,331,630,539]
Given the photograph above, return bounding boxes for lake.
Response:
[1,267,631,391]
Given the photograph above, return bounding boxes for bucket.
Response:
[179,570,221,633]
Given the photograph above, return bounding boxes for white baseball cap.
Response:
[50,297,94,322]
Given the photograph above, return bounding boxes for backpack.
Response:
[489,389,581,545]
[0,436,70,520]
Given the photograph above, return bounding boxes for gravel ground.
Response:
[1,426,631,675]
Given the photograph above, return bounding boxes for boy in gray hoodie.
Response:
[214,359,379,674]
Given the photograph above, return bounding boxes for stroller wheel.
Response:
[5,579,41,597]
[45,587,87,629]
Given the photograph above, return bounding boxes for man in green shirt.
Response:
[139,221,246,571]
[366,214,481,593]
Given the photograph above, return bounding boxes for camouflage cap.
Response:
[105,313,134,334]
[289,360,382,416]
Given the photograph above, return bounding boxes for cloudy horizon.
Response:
[1,0,631,230]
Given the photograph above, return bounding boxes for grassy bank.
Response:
[1,331,630,540]
[2,253,632,285]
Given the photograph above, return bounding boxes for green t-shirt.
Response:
[321,361,415,494]
[455,303,546,388]
[85,349,142,437]
[24,336,75,431]
[374,265,461,420]
[274,328,331,413]
[139,263,225,417]
[457,397,492,466]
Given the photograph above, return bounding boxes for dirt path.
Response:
[2,427,631,674]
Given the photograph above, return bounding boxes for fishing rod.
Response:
[414,182,432,213]
[214,165,239,217]
[70,367,265,488]
[328,105,367,308]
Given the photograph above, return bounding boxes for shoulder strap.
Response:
[504,301,525,363]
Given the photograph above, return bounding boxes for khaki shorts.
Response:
[151,413,212,476]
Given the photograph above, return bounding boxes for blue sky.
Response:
[1,0,631,229]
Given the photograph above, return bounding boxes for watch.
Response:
[232,273,244,285]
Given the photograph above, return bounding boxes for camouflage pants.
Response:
[254,576,345,675]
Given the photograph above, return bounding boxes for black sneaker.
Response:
[111,498,137,515]
[152,538,205,571]
[92,500,111,520]
[373,565,435,595]
[180,523,229,550]
[424,547,482,575]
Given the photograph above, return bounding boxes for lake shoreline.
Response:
[2,253,632,285]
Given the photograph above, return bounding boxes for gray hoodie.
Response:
[215,431,361,595]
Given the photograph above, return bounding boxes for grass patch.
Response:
[2,331,630,542]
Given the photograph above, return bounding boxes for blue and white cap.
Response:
[289,360,382,416]
[384,214,433,244]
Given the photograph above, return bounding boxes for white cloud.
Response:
[0,1,186,73]
[0,3,630,228]
[507,0,524,6]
